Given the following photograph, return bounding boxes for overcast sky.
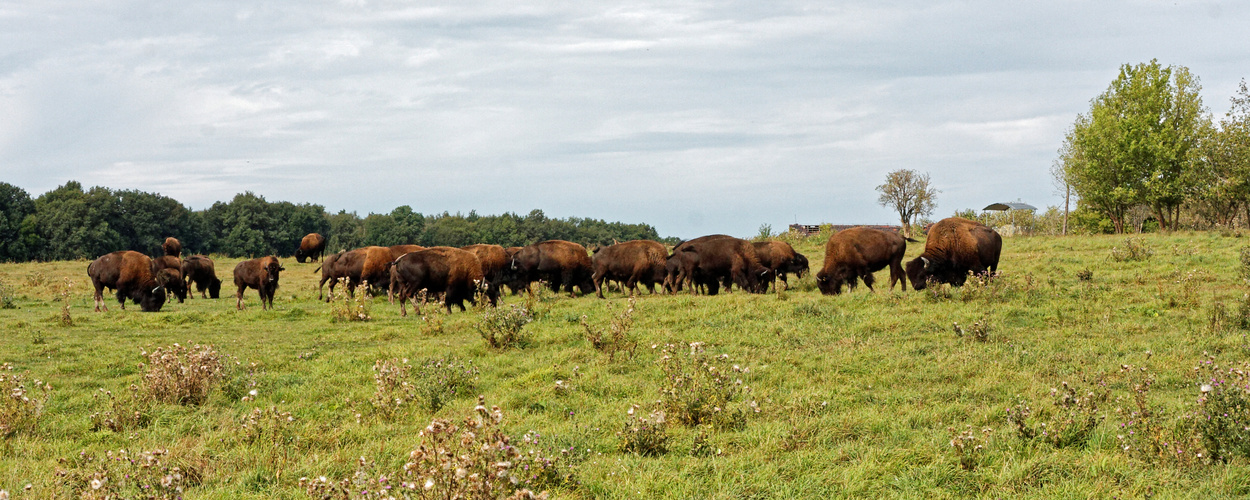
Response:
[2,1,1247,238]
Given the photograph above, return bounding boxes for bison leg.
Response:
[236,286,246,310]
[593,270,606,299]
[889,261,906,291]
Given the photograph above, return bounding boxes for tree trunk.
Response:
[1062,183,1069,236]
[900,216,911,238]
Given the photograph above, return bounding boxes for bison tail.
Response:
[313,265,323,273]
[904,237,920,243]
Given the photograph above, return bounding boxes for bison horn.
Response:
[921,256,930,269]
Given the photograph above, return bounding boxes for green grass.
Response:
[3,233,1250,498]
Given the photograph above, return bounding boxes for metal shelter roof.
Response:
[982,202,1037,211]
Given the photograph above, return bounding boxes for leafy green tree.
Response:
[361,206,424,246]
[1061,60,1208,232]
[201,192,276,257]
[268,201,328,256]
[875,169,937,238]
[26,181,125,260]
[113,189,200,255]
[0,182,36,261]
[325,210,364,253]
[1193,79,1250,227]
[422,212,476,247]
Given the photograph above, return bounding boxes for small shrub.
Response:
[302,396,549,499]
[88,385,152,433]
[1240,247,1250,283]
[141,344,227,406]
[478,304,534,349]
[368,357,479,419]
[656,342,756,430]
[949,426,993,471]
[1076,268,1094,281]
[0,279,16,310]
[690,428,717,457]
[1113,363,1205,466]
[952,319,990,342]
[0,363,52,438]
[1005,376,1109,448]
[54,448,197,499]
[580,297,638,361]
[618,405,670,457]
[1209,301,1232,336]
[959,271,1011,303]
[1191,356,1250,462]
[1109,237,1153,262]
[24,271,46,287]
[330,279,372,322]
[57,277,73,326]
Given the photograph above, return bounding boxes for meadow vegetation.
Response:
[4,232,1250,497]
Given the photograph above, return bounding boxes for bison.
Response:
[233,256,284,310]
[150,255,187,302]
[181,255,221,299]
[510,240,595,297]
[663,235,733,293]
[390,247,486,315]
[753,241,810,291]
[316,246,393,301]
[591,240,668,298]
[294,233,327,263]
[87,250,169,312]
[905,217,1002,290]
[162,237,181,257]
[675,236,768,295]
[815,227,912,295]
[461,244,507,305]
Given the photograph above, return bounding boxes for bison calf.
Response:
[234,256,284,310]
[88,250,168,312]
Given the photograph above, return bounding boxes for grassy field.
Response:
[3,232,1250,498]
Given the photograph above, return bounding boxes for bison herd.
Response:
[85,217,1003,314]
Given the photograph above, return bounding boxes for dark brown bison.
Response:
[87,251,169,312]
[753,241,810,291]
[510,240,595,296]
[388,244,425,260]
[591,240,668,298]
[663,235,733,293]
[675,236,768,295]
[316,246,392,301]
[181,255,221,299]
[461,244,506,305]
[162,237,181,257]
[150,255,187,302]
[294,233,327,263]
[905,217,1002,290]
[233,256,284,310]
[390,247,486,315]
[502,246,528,294]
[815,227,912,295]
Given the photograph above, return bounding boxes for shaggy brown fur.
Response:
[181,255,221,299]
[295,233,327,263]
[905,217,1002,290]
[591,240,668,297]
[87,250,168,312]
[511,240,595,296]
[390,247,485,315]
[233,256,284,310]
[815,227,910,295]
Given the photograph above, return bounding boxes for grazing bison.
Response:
[233,256,284,310]
[150,255,187,302]
[294,233,327,263]
[815,227,912,295]
[162,237,181,257]
[87,251,168,312]
[390,247,486,315]
[677,236,769,295]
[510,240,595,297]
[591,240,668,298]
[316,246,392,301]
[181,255,221,299]
[461,244,507,305]
[905,217,1002,290]
[753,241,810,291]
[502,246,528,295]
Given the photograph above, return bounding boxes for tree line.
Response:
[1057,60,1250,233]
[0,181,666,262]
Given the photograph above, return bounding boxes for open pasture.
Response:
[2,232,1250,498]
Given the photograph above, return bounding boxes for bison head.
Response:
[294,248,307,263]
[156,268,187,303]
[139,285,167,312]
[906,256,933,290]
[208,276,222,299]
[264,260,284,284]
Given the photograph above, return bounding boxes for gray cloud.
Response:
[1,1,1247,237]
